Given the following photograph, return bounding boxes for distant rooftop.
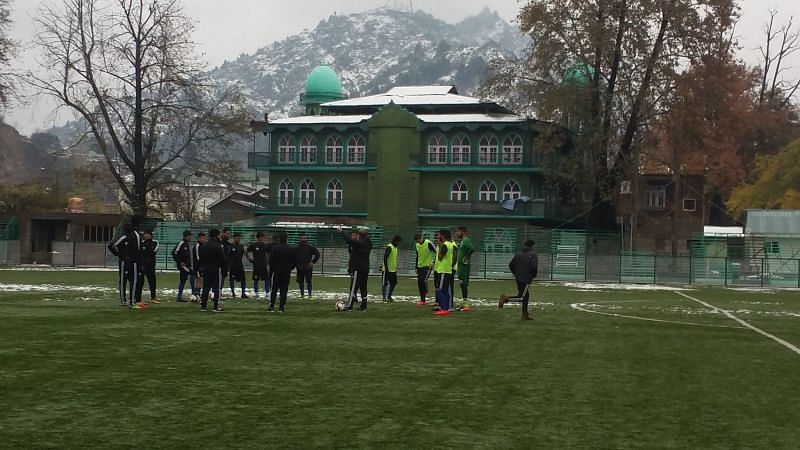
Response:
[320,85,513,115]
[745,210,800,235]
[267,113,525,128]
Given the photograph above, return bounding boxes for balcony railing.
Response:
[419,200,557,218]
[248,152,374,170]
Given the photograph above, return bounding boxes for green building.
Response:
[249,66,566,243]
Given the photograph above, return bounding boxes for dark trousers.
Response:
[177,265,191,299]
[136,266,156,301]
[347,269,369,309]
[118,260,139,304]
[270,271,291,309]
[434,272,453,311]
[201,268,222,310]
[296,269,313,296]
[229,268,247,296]
[507,281,531,314]
[381,271,397,300]
[416,267,431,301]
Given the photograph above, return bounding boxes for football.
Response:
[335,301,346,311]
[190,294,200,303]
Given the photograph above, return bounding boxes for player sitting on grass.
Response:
[498,240,538,321]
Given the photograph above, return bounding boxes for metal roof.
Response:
[745,210,800,235]
[417,114,525,124]
[268,115,372,125]
[321,92,482,108]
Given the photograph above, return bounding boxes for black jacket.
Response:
[192,242,203,272]
[172,239,191,268]
[199,238,227,271]
[269,243,296,274]
[509,246,538,284]
[108,227,140,263]
[294,242,320,270]
[342,232,372,272]
[228,243,245,271]
[246,241,269,270]
[140,239,159,270]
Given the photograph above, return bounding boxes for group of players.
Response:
[109,218,539,319]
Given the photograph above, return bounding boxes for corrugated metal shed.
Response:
[745,210,800,235]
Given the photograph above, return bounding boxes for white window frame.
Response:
[299,179,315,207]
[645,189,666,210]
[325,136,343,164]
[427,134,448,165]
[479,180,498,202]
[278,179,295,206]
[502,180,521,200]
[479,135,499,165]
[502,135,523,165]
[326,179,343,207]
[278,135,296,164]
[299,136,317,164]
[451,134,471,165]
[450,180,468,201]
[682,198,696,212]
[347,135,366,165]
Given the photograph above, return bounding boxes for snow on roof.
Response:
[269,115,372,125]
[704,226,744,236]
[231,199,260,209]
[417,114,525,124]
[745,210,800,235]
[321,92,482,108]
[385,86,457,96]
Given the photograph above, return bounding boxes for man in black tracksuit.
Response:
[228,233,248,298]
[498,240,539,320]
[246,232,269,298]
[199,229,226,312]
[294,232,320,298]
[136,229,159,304]
[191,232,207,298]
[268,233,295,312]
[108,218,142,307]
[340,228,372,311]
[172,230,193,302]
[220,228,232,297]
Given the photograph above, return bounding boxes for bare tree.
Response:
[0,0,16,106]
[759,10,800,107]
[29,0,249,218]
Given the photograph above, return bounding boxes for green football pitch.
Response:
[1,269,799,448]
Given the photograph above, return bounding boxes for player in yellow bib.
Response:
[433,229,457,316]
[381,235,402,302]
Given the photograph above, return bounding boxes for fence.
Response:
[6,241,800,288]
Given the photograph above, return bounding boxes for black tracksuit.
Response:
[228,242,247,296]
[191,242,203,295]
[108,227,141,304]
[341,232,372,310]
[268,243,295,310]
[220,237,232,283]
[172,238,192,300]
[507,246,539,314]
[294,242,320,297]
[198,239,227,310]
[136,239,159,301]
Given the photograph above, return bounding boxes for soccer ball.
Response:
[335,301,346,311]
[190,294,199,303]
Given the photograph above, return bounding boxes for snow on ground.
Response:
[557,282,692,292]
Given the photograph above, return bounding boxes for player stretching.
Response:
[381,235,402,302]
[228,233,248,298]
[455,226,474,312]
[137,229,159,304]
[413,233,436,306]
[498,240,539,320]
[199,229,226,313]
[172,230,193,302]
[294,232,320,299]
[246,232,269,298]
[108,217,143,309]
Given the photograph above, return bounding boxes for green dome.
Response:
[303,66,344,105]
[563,64,596,87]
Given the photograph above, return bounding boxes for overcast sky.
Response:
[5,0,800,135]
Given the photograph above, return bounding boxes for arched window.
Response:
[299,179,315,206]
[347,134,366,164]
[502,134,523,165]
[427,134,448,164]
[299,136,317,164]
[503,180,521,200]
[479,135,498,165]
[450,180,468,202]
[479,180,497,202]
[278,179,294,206]
[326,179,343,207]
[325,136,343,164]
[278,135,296,164]
[451,134,471,165]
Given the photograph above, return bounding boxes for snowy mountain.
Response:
[210,7,529,119]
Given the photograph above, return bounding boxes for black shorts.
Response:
[253,267,268,281]
[382,271,398,285]
[229,267,246,281]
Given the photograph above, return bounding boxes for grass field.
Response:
[1,269,799,448]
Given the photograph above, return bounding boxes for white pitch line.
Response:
[675,291,800,356]
[569,303,744,329]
